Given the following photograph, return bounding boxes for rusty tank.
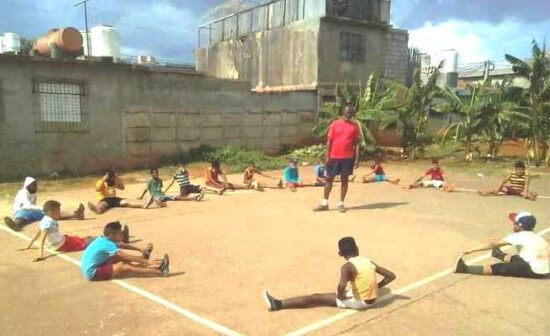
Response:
[34,27,83,56]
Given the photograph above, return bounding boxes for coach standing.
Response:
[314,104,361,213]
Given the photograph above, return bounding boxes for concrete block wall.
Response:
[0,55,317,180]
[382,28,408,83]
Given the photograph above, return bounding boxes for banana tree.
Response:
[377,62,443,159]
[505,40,550,165]
[312,82,376,149]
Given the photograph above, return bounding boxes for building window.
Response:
[340,32,365,62]
[33,79,87,132]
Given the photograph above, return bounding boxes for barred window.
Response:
[340,32,365,62]
[33,79,87,132]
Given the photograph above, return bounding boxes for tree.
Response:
[376,62,443,159]
[505,40,550,165]
[312,82,375,150]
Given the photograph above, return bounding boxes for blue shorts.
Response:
[14,209,44,222]
[327,158,355,178]
[374,174,387,182]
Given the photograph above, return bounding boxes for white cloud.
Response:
[408,19,548,65]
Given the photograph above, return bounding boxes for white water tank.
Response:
[80,30,91,56]
[90,25,120,57]
[420,53,431,68]
[3,32,21,54]
[434,49,458,73]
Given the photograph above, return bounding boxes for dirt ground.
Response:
[1,162,549,336]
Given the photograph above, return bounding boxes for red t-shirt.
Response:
[425,167,444,181]
[371,163,385,175]
[328,119,360,159]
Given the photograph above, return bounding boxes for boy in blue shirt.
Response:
[284,159,309,192]
[81,221,169,281]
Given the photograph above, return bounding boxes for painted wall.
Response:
[0,55,317,180]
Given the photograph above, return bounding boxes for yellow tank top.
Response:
[348,256,378,301]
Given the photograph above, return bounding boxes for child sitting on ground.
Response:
[138,168,203,208]
[243,163,283,191]
[407,158,454,191]
[263,237,396,311]
[362,154,401,185]
[284,159,310,191]
[478,160,537,201]
[23,200,135,262]
[205,160,247,193]
[314,159,328,186]
[4,177,84,232]
[165,160,221,197]
[81,221,168,281]
[88,169,143,214]
[454,211,548,278]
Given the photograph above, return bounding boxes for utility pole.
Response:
[75,0,92,57]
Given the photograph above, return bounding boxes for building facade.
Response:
[196,0,408,101]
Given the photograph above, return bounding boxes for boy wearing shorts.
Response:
[408,159,454,191]
[362,155,400,185]
[478,161,537,200]
[454,211,549,279]
[88,170,143,214]
[23,200,128,262]
[4,177,84,231]
[165,160,221,197]
[81,221,169,281]
[244,163,283,190]
[139,168,203,208]
[263,237,395,311]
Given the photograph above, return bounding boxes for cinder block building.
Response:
[196,0,408,103]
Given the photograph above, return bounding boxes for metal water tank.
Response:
[90,25,120,58]
[3,33,21,54]
[34,28,83,56]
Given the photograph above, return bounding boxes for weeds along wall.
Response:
[0,55,317,180]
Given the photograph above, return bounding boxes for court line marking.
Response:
[455,188,550,199]
[285,226,550,336]
[0,225,243,336]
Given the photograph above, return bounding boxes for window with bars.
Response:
[33,79,87,132]
[340,32,365,62]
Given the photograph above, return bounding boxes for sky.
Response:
[0,0,548,64]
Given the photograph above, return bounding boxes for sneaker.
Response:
[122,225,130,244]
[491,247,506,261]
[4,217,21,232]
[313,204,329,212]
[75,203,85,220]
[159,254,170,277]
[87,202,99,215]
[262,290,280,311]
[453,254,467,273]
[338,205,347,213]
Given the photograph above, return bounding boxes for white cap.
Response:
[23,176,36,188]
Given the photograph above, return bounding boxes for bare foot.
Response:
[87,202,99,215]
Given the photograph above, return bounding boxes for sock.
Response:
[321,199,328,206]
[466,265,485,275]
[338,201,344,207]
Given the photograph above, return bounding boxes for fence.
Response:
[198,0,327,48]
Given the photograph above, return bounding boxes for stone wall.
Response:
[0,55,317,180]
